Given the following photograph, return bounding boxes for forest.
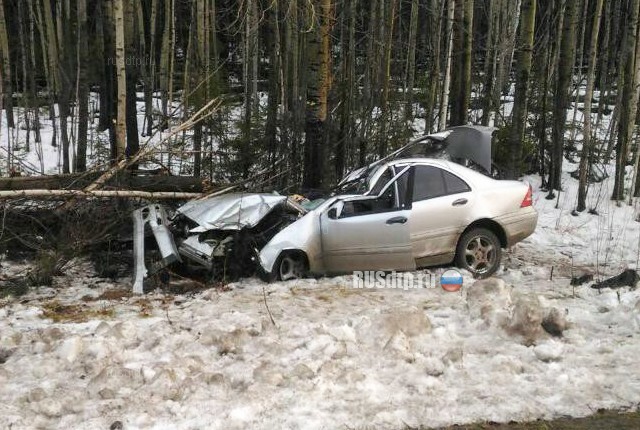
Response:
[0,0,637,211]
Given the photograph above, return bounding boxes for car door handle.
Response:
[386,216,407,225]
[452,198,468,206]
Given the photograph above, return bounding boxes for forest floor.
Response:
[1,162,640,429]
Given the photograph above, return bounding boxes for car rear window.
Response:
[443,170,471,194]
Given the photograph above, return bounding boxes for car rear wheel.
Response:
[455,228,502,278]
[275,252,307,281]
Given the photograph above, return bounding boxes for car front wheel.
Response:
[275,252,308,281]
[455,228,502,278]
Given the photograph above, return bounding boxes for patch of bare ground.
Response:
[40,300,115,323]
[435,409,640,430]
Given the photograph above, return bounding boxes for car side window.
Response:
[341,194,394,217]
[341,181,397,217]
[412,166,446,201]
[412,166,470,202]
[394,166,412,209]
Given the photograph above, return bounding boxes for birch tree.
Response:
[114,0,127,159]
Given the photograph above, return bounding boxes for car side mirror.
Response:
[328,207,338,219]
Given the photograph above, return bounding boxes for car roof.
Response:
[382,157,465,172]
[377,157,496,188]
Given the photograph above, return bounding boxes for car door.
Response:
[408,164,474,264]
[320,170,415,273]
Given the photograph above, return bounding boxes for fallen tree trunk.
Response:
[0,189,203,200]
[0,171,209,193]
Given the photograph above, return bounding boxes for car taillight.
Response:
[521,184,533,208]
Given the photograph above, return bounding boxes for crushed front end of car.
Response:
[132,193,306,293]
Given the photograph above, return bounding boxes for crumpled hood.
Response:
[177,193,288,232]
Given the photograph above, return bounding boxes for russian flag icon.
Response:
[440,269,463,292]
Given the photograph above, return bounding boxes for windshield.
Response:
[334,164,388,195]
[335,138,445,195]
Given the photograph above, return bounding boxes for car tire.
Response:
[455,228,502,279]
[273,251,308,282]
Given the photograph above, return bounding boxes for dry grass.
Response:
[94,288,133,301]
[40,300,115,323]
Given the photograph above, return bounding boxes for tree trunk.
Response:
[0,171,209,193]
[266,0,282,165]
[75,0,89,172]
[144,0,157,137]
[359,0,378,164]
[0,0,14,128]
[303,0,332,189]
[114,0,127,160]
[336,0,357,178]
[459,0,473,125]
[124,0,139,159]
[439,0,455,130]
[159,0,173,130]
[576,0,604,211]
[481,0,498,126]
[55,1,72,174]
[548,0,578,193]
[612,0,640,201]
[100,0,117,160]
[404,0,419,120]
[27,0,41,146]
[449,0,464,126]
[508,0,536,179]
[378,0,398,157]
[425,0,443,133]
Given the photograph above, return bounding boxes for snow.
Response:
[2,165,640,428]
[1,273,639,429]
[523,158,640,275]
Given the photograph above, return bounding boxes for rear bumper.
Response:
[496,207,538,247]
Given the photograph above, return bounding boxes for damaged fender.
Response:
[258,199,335,276]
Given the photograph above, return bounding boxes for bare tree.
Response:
[577,0,604,211]
[508,0,536,179]
[548,0,578,194]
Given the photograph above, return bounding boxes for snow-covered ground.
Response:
[1,162,640,429]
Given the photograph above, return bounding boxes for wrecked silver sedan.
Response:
[132,126,537,292]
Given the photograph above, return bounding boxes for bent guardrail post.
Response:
[132,207,148,294]
[132,204,182,294]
